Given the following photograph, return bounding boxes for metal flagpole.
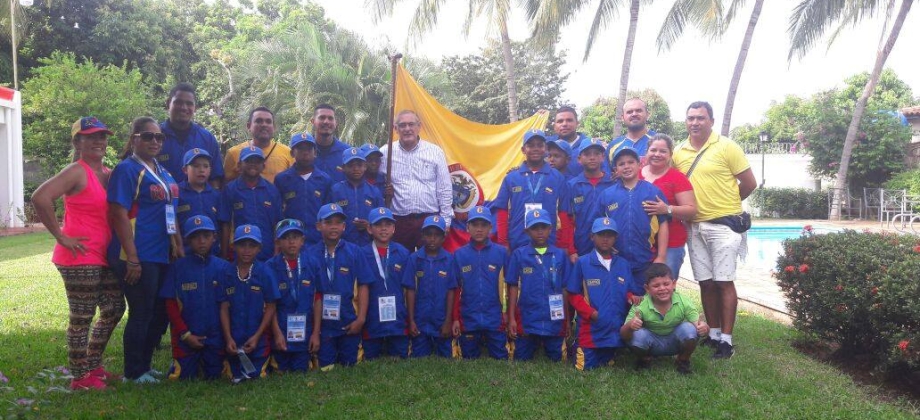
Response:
[385,52,402,208]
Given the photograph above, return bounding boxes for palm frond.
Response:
[787,0,853,61]
[407,0,449,45]
[584,0,626,61]
[527,0,594,49]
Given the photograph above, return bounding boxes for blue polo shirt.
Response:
[218,177,282,261]
[453,241,508,332]
[547,132,609,175]
[402,248,458,337]
[157,121,225,183]
[309,240,375,337]
[362,242,411,339]
[607,130,657,163]
[598,179,668,289]
[561,172,616,256]
[366,172,387,198]
[492,162,567,250]
[159,254,232,350]
[566,252,632,348]
[177,181,221,255]
[218,261,280,354]
[330,180,384,246]
[506,245,569,336]
[315,138,349,183]
[274,167,333,245]
[266,251,320,352]
[107,157,179,264]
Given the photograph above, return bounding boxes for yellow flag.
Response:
[393,64,549,203]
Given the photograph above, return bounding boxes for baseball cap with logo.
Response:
[578,139,606,155]
[290,132,316,150]
[547,139,572,155]
[612,146,640,164]
[591,217,619,234]
[182,148,212,167]
[342,147,366,165]
[522,129,547,145]
[233,224,262,244]
[182,215,216,239]
[71,117,114,140]
[239,145,265,162]
[524,209,552,229]
[422,215,446,233]
[368,207,396,224]
[317,203,346,221]
[359,144,383,159]
[467,205,492,224]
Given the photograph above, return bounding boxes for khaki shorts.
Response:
[687,221,744,282]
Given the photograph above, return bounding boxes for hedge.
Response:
[750,187,828,219]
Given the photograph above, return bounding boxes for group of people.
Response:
[32,81,756,389]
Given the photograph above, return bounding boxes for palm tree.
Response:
[369,0,522,122]
[788,0,914,218]
[527,0,644,137]
[656,0,765,136]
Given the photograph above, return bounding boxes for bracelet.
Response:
[180,331,191,341]
[126,260,141,267]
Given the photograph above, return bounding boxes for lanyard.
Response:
[535,253,557,289]
[131,155,171,201]
[373,244,390,292]
[527,172,544,203]
[285,257,301,301]
[324,242,339,289]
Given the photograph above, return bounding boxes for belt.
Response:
[394,212,436,219]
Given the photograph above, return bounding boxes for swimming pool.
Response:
[743,225,837,270]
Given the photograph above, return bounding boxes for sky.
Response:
[314,1,920,130]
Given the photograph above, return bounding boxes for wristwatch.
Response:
[667,205,673,215]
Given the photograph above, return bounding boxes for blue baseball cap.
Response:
[368,207,395,224]
[275,219,305,239]
[591,217,619,234]
[182,148,212,167]
[523,129,547,145]
[547,139,572,155]
[182,215,216,239]
[233,224,262,244]
[578,139,606,155]
[422,215,446,233]
[239,145,265,162]
[317,203,346,221]
[524,209,552,229]
[467,205,492,224]
[359,144,383,159]
[290,132,316,150]
[71,116,113,139]
[612,146,639,164]
[342,147,365,165]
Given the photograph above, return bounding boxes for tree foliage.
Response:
[579,89,673,139]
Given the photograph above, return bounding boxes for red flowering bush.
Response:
[777,230,920,372]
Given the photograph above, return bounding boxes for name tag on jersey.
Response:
[177,204,191,213]
[573,196,585,204]
[549,294,564,321]
[512,186,523,193]
[181,282,197,291]
[322,294,341,321]
[586,279,601,287]
[461,265,472,273]
[523,267,533,274]
[286,314,307,342]
[234,202,244,210]
[378,296,396,323]
[284,192,296,200]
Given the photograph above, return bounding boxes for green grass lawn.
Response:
[1,232,918,419]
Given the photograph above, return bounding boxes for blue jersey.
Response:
[606,130,657,163]
[506,245,569,336]
[158,121,225,183]
[309,240,375,337]
[598,179,669,280]
[402,248,458,337]
[159,254,232,349]
[362,242,411,339]
[315,138,349,183]
[330,180,384,246]
[107,157,180,264]
[453,241,508,332]
[218,177,282,261]
[560,172,616,256]
[218,261,280,353]
[566,252,632,348]
[492,162,567,250]
[177,181,221,255]
[274,167,333,244]
[366,172,387,198]
[266,251,320,352]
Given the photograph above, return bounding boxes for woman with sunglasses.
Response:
[108,116,183,384]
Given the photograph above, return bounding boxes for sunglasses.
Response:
[135,132,166,143]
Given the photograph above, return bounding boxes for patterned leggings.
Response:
[56,266,126,378]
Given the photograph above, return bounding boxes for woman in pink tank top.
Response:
[31,117,126,391]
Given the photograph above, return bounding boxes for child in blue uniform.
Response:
[546,139,577,181]
[493,129,568,250]
[359,144,387,197]
[559,140,616,260]
[311,204,375,370]
[218,146,282,261]
[330,147,383,247]
[177,149,221,256]
[567,218,633,371]
[362,207,411,359]
[160,216,231,380]
[268,219,321,373]
[274,133,333,245]
[507,209,570,362]
[403,215,458,358]
[452,206,510,360]
[219,225,280,382]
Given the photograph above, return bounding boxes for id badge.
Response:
[378,296,397,323]
[322,294,341,321]
[286,314,307,342]
[165,204,178,235]
[549,294,564,321]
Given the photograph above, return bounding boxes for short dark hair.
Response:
[314,104,335,114]
[248,106,275,124]
[686,101,714,120]
[644,262,673,284]
[555,106,578,121]
[166,82,196,108]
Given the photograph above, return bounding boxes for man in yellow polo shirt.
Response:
[672,101,756,360]
[223,107,294,183]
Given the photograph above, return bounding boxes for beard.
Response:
[626,122,646,132]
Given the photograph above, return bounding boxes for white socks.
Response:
[709,328,721,341]
[721,334,733,346]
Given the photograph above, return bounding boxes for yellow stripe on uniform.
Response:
[167,360,181,380]
[258,358,270,378]
[560,341,568,363]
[648,213,660,250]
[452,338,462,359]
[575,347,586,371]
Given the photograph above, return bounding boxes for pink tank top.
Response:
[52,160,112,266]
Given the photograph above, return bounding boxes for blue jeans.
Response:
[628,322,697,356]
[111,259,168,379]
[666,245,686,281]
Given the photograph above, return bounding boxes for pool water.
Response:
[743,225,836,270]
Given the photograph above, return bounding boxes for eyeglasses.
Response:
[396,122,417,128]
[135,132,166,143]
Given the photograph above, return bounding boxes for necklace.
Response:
[237,264,253,282]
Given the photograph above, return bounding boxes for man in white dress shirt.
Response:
[380,110,454,250]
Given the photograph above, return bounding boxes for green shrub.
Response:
[750,188,827,219]
[776,229,920,372]
[884,168,920,196]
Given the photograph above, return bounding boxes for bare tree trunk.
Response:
[831,0,912,218]
[721,0,764,136]
[499,21,519,122]
[612,0,640,138]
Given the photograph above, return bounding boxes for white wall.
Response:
[0,89,24,228]
[747,153,822,190]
